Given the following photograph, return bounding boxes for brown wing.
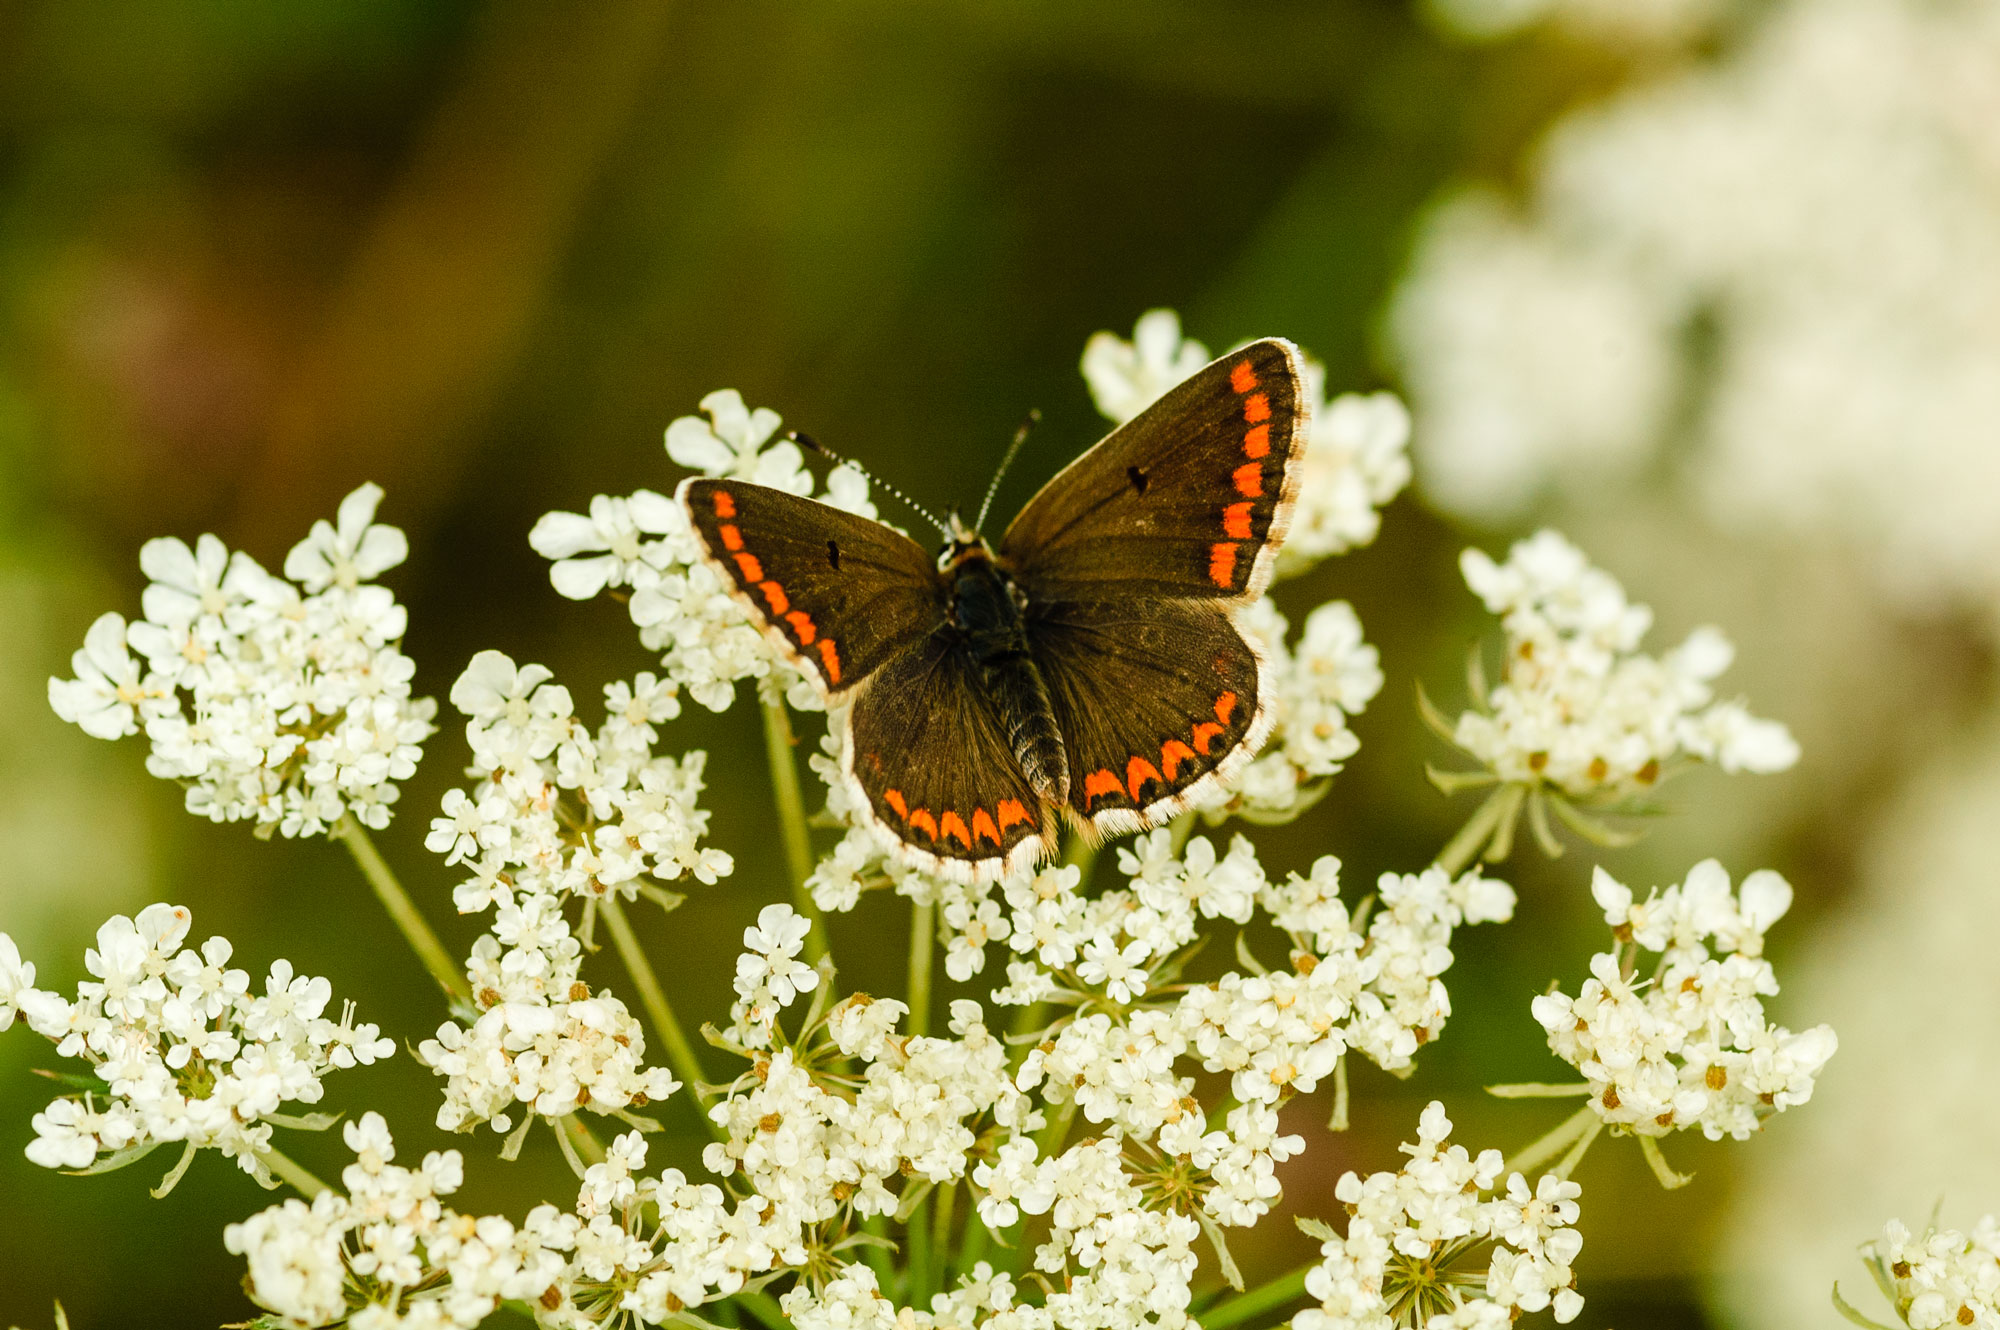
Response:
[679,477,943,697]
[1027,597,1272,836]
[998,339,1310,604]
[841,633,1058,884]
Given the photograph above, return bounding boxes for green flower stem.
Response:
[929,1181,957,1297]
[332,815,470,1008]
[559,1113,607,1167]
[955,1210,991,1281]
[908,896,935,1038]
[907,1191,933,1304]
[1433,785,1511,878]
[598,894,720,1140]
[1200,1266,1310,1329]
[761,695,828,961]
[258,1143,332,1199]
[1502,1103,1598,1179]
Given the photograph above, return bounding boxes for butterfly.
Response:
[678,338,1309,883]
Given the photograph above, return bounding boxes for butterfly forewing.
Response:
[679,478,941,695]
[1028,599,1269,832]
[999,338,1309,605]
[845,633,1056,880]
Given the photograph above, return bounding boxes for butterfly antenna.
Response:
[790,431,952,539]
[973,409,1040,535]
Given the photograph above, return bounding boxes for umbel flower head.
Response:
[1842,1213,2000,1330]
[1427,529,1797,866]
[0,905,392,1190]
[47,483,436,837]
[1521,859,1835,1170]
[1295,1102,1585,1329]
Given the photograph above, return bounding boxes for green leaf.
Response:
[1486,1081,1593,1099]
[1295,1216,1338,1242]
[1425,765,1498,796]
[263,1111,342,1132]
[1414,679,1460,745]
[150,1141,200,1199]
[1196,1205,1245,1292]
[30,1068,113,1094]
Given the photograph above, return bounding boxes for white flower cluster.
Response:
[227,1112,790,1329]
[1083,310,1411,575]
[707,985,1029,1233]
[782,1262,1039,1330]
[418,650,726,1133]
[1219,599,1384,822]
[1858,1215,2000,1330]
[1394,0,2000,630]
[1295,1103,1585,1329]
[531,389,876,712]
[904,837,1514,1230]
[1451,530,1797,798]
[47,483,435,835]
[722,903,820,1048]
[0,905,391,1179]
[1534,860,1836,1139]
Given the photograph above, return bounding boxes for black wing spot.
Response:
[1126,465,1150,496]
[827,539,842,570]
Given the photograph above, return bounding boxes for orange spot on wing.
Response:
[1223,502,1254,540]
[1083,769,1122,805]
[712,491,737,518]
[996,799,1031,832]
[1242,424,1270,459]
[1230,360,1260,394]
[759,581,790,614]
[733,551,765,582]
[1215,691,1238,725]
[1233,462,1263,497]
[1161,739,1196,781]
[719,524,744,551]
[785,610,817,644]
[1242,392,1271,424]
[939,811,972,848]
[972,808,1000,845]
[884,788,908,819]
[907,808,937,839]
[1126,755,1164,801]
[1208,542,1238,589]
[1191,721,1223,754]
[818,638,842,684]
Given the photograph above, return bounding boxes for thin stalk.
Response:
[930,1182,957,1295]
[956,1211,991,1281]
[908,897,935,1038]
[907,1191,933,1305]
[258,1144,332,1198]
[761,695,828,960]
[1554,1115,1604,1180]
[1502,1104,1598,1179]
[559,1113,607,1167]
[332,815,469,1007]
[599,895,718,1138]
[1201,1267,1309,1329]
[1432,785,1509,878]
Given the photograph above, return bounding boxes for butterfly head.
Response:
[937,511,992,572]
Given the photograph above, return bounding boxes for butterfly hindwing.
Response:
[679,478,941,695]
[999,338,1309,605]
[1028,598,1271,834]
[843,632,1056,882]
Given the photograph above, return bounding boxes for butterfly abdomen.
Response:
[948,551,1071,806]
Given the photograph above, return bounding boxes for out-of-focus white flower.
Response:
[6,906,391,1182]
[1534,859,1835,1141]
[1424,0,1719,46]
[1295,1102,1585,1330]
[1395,0,2000,632]
[1081,309,1212,426]
[47,485,436,836]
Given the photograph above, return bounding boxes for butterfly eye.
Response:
[827,540,841,570]
[1126,465,1150,496]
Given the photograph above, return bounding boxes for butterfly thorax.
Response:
[939,541,1071,806]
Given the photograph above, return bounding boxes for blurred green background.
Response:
[0,3,1976,1328]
